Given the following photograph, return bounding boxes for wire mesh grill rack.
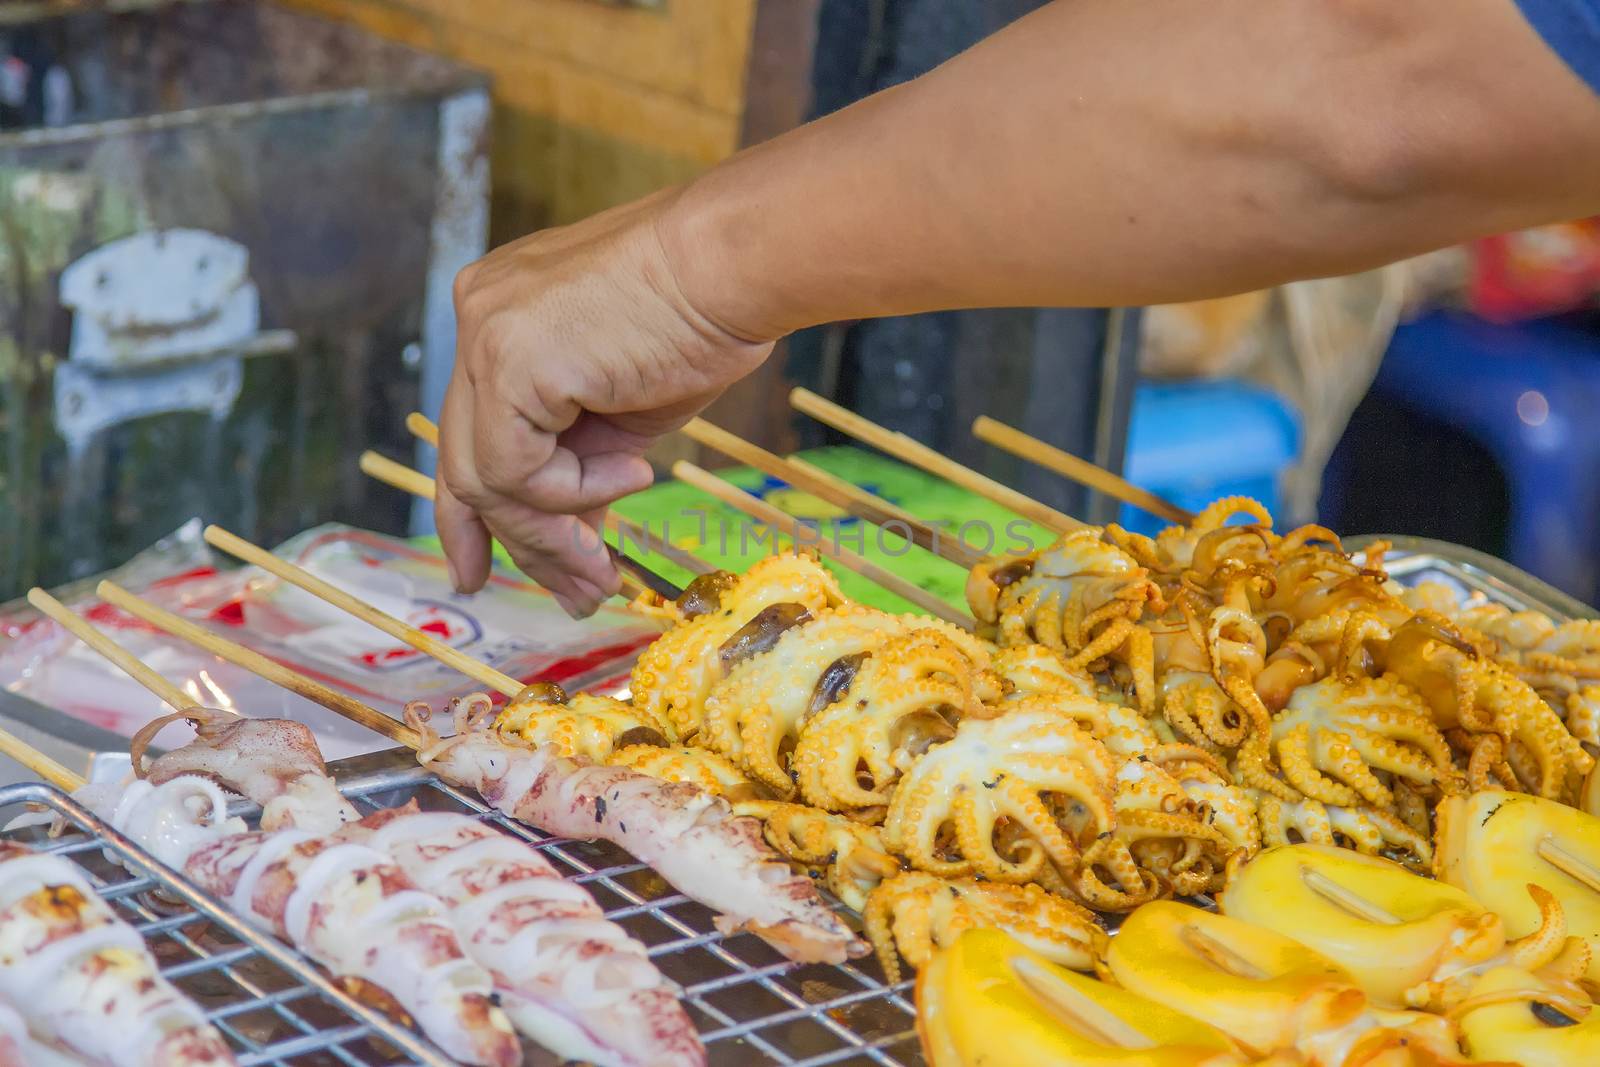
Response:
[336,766,920,1067]
[0,769,920,1067]
[0,781,453,1066]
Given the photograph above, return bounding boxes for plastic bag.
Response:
[0,522,660,760]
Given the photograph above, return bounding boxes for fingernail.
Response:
[552,592,578,617]
[446,558,463,594]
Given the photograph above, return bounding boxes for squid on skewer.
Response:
[134,714,706,1067]
[74,773,522,1066]
[0,841,237,1067]
[408,695,866,964]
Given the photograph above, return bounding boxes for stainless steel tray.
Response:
[0,536,1591,1066]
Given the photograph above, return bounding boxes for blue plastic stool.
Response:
[1117,381,1301,538]
[1372,310,1600,598]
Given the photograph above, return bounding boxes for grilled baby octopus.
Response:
[629,552,847,741]
[880,706,1120,894]
[698,603,993,798]
[967,529,1163,707]
[1270,674,1462,812]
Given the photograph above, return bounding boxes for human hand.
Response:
[436,190,774,616]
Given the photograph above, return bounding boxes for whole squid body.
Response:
[410,695,866,964]
[141,713,706,1067]
[0,841,237,1067]
[76,772,522,1067]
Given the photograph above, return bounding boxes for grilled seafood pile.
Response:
[919,832,1600,1065]
[592,499,1600,989]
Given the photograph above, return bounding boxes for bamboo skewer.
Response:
[606,514,716,577]
[671,460,976,629]
[789,388,1082,533]
[204,525,526,699]
[1538,836,1600,895]
[1011,956,1152,1050]
[1298,865,1401,925]
[972,415,1194,526]
[682,417,982,569]
[96,581,421,750]
[27,588,193,712]
[0,725,84,792]
[361,450,435,501]
[406,411,440,448]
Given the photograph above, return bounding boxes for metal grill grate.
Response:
[0,771,920,1066]
[0,782,453,1066]
[338,768,920,1067]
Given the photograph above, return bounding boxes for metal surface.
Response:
[0,779,453,1065]
[1351,534,1597,622]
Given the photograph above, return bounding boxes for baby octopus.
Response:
[1269,675,1462,811]
[863,869,1106,985]
[880,707,1119,891]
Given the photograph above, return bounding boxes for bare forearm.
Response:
[664,0,1600,340]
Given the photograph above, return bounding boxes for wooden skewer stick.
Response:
[204,525,526,699]
[672,460,976,629]
[790,388,1082,533]
[1538,836,1600,895]
[1298,865,1401,925]
[0,725,84,792]
[1177,924,1270,981]
[406,411,440,448]
[96,580,420,750]
[682,417,982,569]
[359,449,693,598]
[361,450,435,501]
[27,587,193,712]
[972,415,1194,526]
[1010,956,1153,1050]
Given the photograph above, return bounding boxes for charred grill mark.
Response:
[595,797,608,824]
[718,603,814,671]
[1533,1002,1581,1027]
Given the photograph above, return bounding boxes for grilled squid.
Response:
[125,717,703,1067]
[184,823,521,1066]
[0,842,237,1066]
[409,695,866,964]
[354,805,705,1067]
[133,711,360,833]
[77,774,520,1066]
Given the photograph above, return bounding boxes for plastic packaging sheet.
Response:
[0,521,661,758]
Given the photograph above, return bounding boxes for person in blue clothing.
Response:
[432,0,1600,616]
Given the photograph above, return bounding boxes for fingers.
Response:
[435,479,493,594]
[480,508,621,617]
[436,374,493,593]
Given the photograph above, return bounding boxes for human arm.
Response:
[438,0,1600,612]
